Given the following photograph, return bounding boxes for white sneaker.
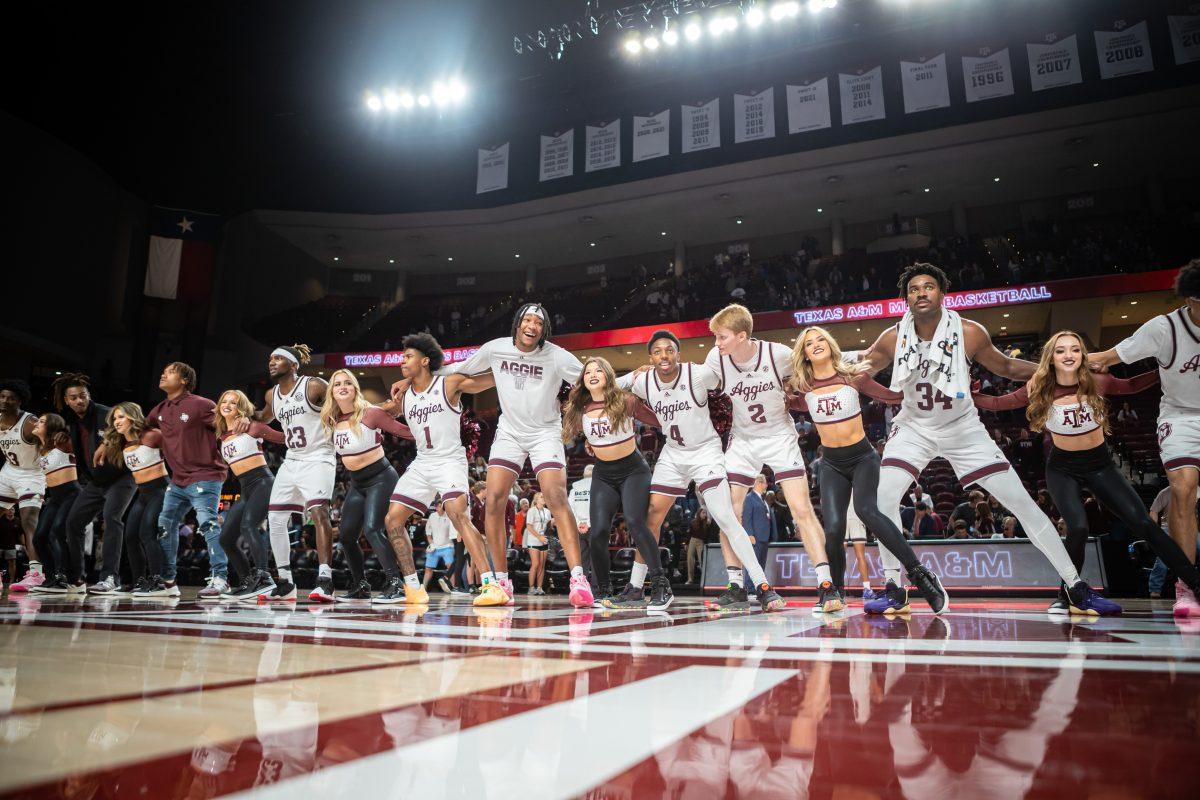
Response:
[87,577,117,595]
[197,576,229,601]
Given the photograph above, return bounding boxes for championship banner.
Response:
[1094,19,1154,79]
[1026,32,1082,92]
[899,52,950,114]
[632,109,670,162]
[733,87,775,143]
[838,65,886,125]
[538,128,574,182]
[1168,14,1200,64]
[584,120,620,172]
[475,143,509,194]
[961,45,1015,103]
[680,99,720,154]
[786,77,831,133]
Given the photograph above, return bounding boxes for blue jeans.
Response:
[158,480,226,581]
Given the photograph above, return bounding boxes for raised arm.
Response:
[305,377,328,408]
[971,384,1030,412]
[851,373,904,404]
[861,327,898,377]
[1096,370,1160,397]
[446,371,496,403]
[968,321,1036,381]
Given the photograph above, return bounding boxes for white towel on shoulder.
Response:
[889,308,971,400]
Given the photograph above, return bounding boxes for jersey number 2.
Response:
[748,404,767,423]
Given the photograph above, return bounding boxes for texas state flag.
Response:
[144,206,221,300]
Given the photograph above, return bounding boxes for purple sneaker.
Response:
[864,581,910,615]
[1066,582,1122,616]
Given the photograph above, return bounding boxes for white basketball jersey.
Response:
[453,337,582,438]
[705,340,795,440]
[895,340,977,427]
[272,377,333,463]
[630,363,720,452]
[404,375,463,459]
[0,412,39,471]
[1116,307,1200,418]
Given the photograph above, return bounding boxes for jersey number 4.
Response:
[914,382,953,411]
[668,425,685,447]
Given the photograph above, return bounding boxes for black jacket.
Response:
[66,401,123,486]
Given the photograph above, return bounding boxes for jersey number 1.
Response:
[423,427,433,449]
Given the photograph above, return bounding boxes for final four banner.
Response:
[838,66,886,125]
[538,129,574,182]
[1168,14,1200,64]
[680,99,720,154]
[786,77,831,133]
[961,44,1015,103]
[476,142,509,194]
[899,52,950,114]
[733,88,775,143]
[633,109,670,162]
[1094,19,1154,79]
[584,120,620,172]
[1026,32,1082,92]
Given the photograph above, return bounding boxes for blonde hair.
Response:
[709,303,754,335]
[1026,331,1108,434]
[102,402,145,464]
[214,390,256,437]
[562,357,630,443]
[321,369,369,434]
[787,325,865,392]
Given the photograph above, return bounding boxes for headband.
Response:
[271,347,299,367]
[520,304,546,321]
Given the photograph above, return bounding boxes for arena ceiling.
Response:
[260,86,1200,275]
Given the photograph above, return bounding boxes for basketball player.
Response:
[436,304,594,607]
[245,344,338,602]
[976,330,1198,615]
[858,263,1112,615]
[614,329,787,611]
[383,334,502,605]
[1090,260,1200,617]
[0,380,45,591]
[703,305,839,611]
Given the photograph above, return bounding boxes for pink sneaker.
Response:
[568,574,595,608]
[1173,580,1200,618]
[9,569,44,593]
[500,578,516,606]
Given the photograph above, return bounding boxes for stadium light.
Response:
[383,90,400,111]
[644,35,659,50]
[418,94,431,107]
[684,21,702,41]
[772,1,801,20]
[662,29,679,45]
[400,92,415,109]
[449,80,467,102]
[746,7,765,27]
[365,93,383,112]
[624,36,642,54]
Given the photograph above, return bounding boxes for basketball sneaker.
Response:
[133,577,171,598]
[647,576,674,612]
[864,581,911,615]
[337,580,373,603]
[715,583,752,609]
[1173,580,1200,618]
[908,565,949,615]
[1047,585,1070,616]
[1066,581,1122,616]
[373,577,405,604]
[262,580,297,602]
[404,583,430,605]
[30,574,69,594]
[500,578,517,606]
[605,584,649,609]
[10,569,44,593]
[308,575,334,603]
[87,576,117,595]
[568,574,595,608]
[813,581,845,614]
[757,584,786,612]
[197,576,229,602]
[473,580,511,607]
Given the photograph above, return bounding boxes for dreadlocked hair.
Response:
[281,344,312,366]
[510,303,551,349]
[51,373,91,412]
[562,357,628,443]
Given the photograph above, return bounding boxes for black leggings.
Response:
[586,451,662,592]
[1046,443,1200,592]
[33,482,79,578]
[124,477,168,579]
[219,466,273,580]
[820,438,922,589]
[66,474,136,583]
[340,459,402,583]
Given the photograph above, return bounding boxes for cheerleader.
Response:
[28,414,80,594]
[788,326,949,615]
[213,390,285,601]
[973,330,1196,615]
[561,357,672,611]
[321,369,424,604]
[109,403,173,597]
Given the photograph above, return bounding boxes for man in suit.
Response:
[742,474,773,594]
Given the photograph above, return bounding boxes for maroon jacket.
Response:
[147,392,227,486]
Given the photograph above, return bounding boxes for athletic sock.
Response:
[862,581,872,590]
[814,562,832,585]
[403,573,420,589]
[481,571,495,586]
[318,563,332,579]
[496,571,509,583]
[727,567,744,588]
[29,560,42,573]
[630,562,649,589]
[570,565,585,579]
[277,567,292,583]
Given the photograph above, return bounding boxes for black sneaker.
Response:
[864,580,910,615]
[31,574,70,594]
[308,575,334,603]
[757,583,786,612]
[112,581,138,597]
[221,574,256,600]
[604,583,645,608]
[908,565,949,615]
[1047,585,1070,616]
[337,579,373,603]
[716,583,752,609]
[647,577,674,612]
[265,580,297,602]
[813,581,845,614]
[134,576,170,597]
[225,571,276,602]
[373,577,405,604]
